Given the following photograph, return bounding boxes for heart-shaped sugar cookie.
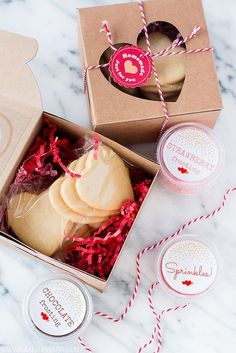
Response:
[7,191,70,256]
[64,156,119,216]
[75,146,134,211]
[49,177,108,224]
[61,176,119,217]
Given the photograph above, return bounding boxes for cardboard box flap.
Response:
[0,30,42,112]
[0,30,43,195]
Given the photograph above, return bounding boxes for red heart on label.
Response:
[178,167,189,174]
[124,60,138,74]
[182,280,192,286]
[41,312,49,321]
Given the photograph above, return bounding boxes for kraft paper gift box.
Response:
[77,0,223,145]
[0,29,158,291]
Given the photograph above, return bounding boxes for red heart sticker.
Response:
[41,312,49,321]
[182,280,193,286]
[178,167,189,174]
[109,45,152,88]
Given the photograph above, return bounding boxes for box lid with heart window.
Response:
[77,0,223,145]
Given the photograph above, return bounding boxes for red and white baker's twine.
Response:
[83,0,213,140]
[137,282,188,353]
[137,0,169,140]
[78,186,236,352]
[80,1,217,351]
[100,21,117,51]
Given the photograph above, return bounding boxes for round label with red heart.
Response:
[24,276,92,339]
[159,236,218,297]
[162,125,220,183]
[109,45,152,88]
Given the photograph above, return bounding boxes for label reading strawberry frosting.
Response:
[163,126,220,182]
[109,45,152,88]
[27,278,87,337]
[161,238,218,296]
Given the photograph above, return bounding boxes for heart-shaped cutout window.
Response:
[99,21,186,102]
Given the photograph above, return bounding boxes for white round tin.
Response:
[23,275,93,340]
[157,235,219,298]
[157,123,224,194]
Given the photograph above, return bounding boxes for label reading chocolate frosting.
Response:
[163,126,219,182]
[28,279,87,337]
[161,239,218,296]
[0,114,12,156]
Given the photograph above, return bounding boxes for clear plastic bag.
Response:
[1,118,152,279]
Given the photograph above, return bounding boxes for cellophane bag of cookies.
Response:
[0,118,153,280]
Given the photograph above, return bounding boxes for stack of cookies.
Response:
[138,32,186,101]
[7,146,134,256]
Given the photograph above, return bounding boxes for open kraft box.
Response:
[0,29,158,291]
[77,0,223,145]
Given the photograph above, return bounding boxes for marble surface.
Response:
[0,0,236,352]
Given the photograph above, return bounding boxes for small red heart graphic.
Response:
[124,60,138,74]
[178,167,189,174]
[182,280,192,286]
[41,312,49,321]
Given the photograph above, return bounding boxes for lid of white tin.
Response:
[23,275,93,340]
[157,123,224,194]
[157,235,219,297]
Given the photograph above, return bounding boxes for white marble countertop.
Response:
[0,0,236,352]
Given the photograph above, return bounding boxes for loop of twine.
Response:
[100,21,117,51]
[137,282,188,353]
[79,186,236,353]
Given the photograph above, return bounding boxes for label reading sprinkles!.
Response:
[161,239,218,296]
[163,126,219,182]
[28,279,87,337]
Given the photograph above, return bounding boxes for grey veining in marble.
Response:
[0,0,236,352]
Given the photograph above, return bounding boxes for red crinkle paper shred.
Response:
[5,117,152,281]
[60,174,152,280]
[12,118,82,192]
